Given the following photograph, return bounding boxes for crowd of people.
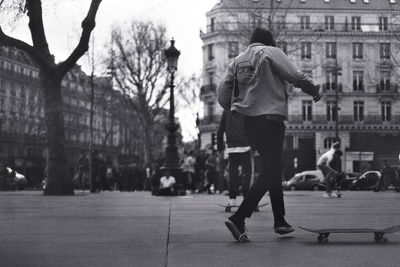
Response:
[69,149,243,196]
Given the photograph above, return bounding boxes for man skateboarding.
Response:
[317,141,340,197]
[218,27,321,241]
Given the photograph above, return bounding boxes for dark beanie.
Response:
[250,27,275,46]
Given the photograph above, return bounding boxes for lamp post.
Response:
[164,38,183,193]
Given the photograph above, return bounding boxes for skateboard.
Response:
[300,225,400,243]
[322,192,343,198]
[218,203,268,212]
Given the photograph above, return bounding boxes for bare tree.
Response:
[0,0,102,195]
[111,20,169,164]
[175,73,202,141]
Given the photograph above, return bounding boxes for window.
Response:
[0,79,4,93]
[379,17,388,31]
[10,83,15,96]
[353,101,364,122]
[325,71,336,91]
[300,16,310,30]
[0,97,4,112]
[381,101,391,122]
[207,101,215,121]
[380,71,391,91]
[276,15,286,30]
[324,137,336,149]
[208,44,214,61]
[380,43,390,59]
[228,42,239,58]
[325,16,334,30]
[208,72,214,87]
[353,71,364,91]
[326,101,336,122]
[326,42,336,58]
[351,16,361,31]
[20,85,25,98]
[302,100,312,122]
[277,41,287,54]
[210,17,216,32]
[353,43,363,59]
[301,42,311,59]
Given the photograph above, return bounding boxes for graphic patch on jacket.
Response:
[233,48,265,97]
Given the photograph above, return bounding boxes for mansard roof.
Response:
[211,0,400,12]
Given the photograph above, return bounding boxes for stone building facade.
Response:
[199,0,400,177]
[0,46,138,185]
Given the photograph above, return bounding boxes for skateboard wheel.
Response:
[225,207,231,212]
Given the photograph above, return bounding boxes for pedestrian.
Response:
[74,151,89,190]
[194,150,207,193]
[218,27,321,241]
[202,150,218,194]
[317,141,340,197]
[217,110,252,208]
[156,169,177,196]
[182,150,196,193]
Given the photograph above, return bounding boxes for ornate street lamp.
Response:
[164,38,182,193]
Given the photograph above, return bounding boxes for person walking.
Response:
[218,27,321,241]
[182,150,196,193]
[202,150,218,194]
[217,109,252,208]
[317,141,340,197]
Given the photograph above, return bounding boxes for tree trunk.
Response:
[42,73,74,195]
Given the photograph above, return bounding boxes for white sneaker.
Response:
[322,193,333,198]
[228,198,236,207]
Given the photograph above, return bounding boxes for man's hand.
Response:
[312,84,321,102]
[313,93,322,103]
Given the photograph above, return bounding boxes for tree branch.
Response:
[58,0,102,76]
[0,26,49,68]
[25,0,52,58]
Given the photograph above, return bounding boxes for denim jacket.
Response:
[218,43,318,119]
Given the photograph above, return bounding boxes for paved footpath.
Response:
[1,190,400,267]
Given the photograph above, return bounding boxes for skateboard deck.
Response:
[218,203,268,212]
[300,225,400,243]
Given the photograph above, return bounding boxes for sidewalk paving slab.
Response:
[1,190,400,267]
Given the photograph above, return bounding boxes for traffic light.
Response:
[211,132,217,150]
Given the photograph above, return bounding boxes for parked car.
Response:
[283,170,325,191]
[339,172,360,190]
[6,167,27,190]
[348,171,381,191]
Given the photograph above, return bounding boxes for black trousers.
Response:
[228,151,252,199]
[234,115,286,220]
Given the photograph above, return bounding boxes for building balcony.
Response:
[0,68,39,85]
[200,84,217,96]
[287,114,400,126]
[200,22,400,38]
[198,114,222,126]
[322,83,342,93]
[376,84,398,94]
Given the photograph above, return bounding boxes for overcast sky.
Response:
[6,0,217,142]
[10,0,216,76]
